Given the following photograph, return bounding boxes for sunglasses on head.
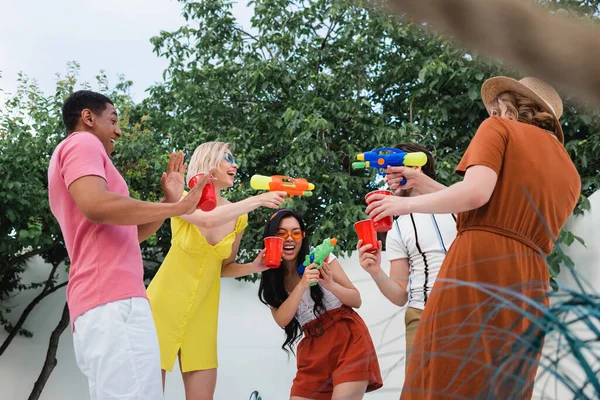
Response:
[269,209,293,220]
[224,152,238,165]
[274,230,305,241]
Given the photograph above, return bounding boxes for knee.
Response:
[183,369,217,400]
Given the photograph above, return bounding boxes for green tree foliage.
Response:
[138,0,598,284]
[1,1,598,349]
[1,67,72,339]
[0,63,137,340]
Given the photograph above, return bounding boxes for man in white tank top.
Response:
[357,143,457,371]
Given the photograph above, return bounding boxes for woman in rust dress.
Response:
[366,76,581,399]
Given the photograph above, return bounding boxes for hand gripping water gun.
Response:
[352,147,428,185]
[250,175,315,197]
[297,238,337,286]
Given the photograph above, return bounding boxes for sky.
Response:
[0,0,253,104]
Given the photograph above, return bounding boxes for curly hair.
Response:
[488,91,556,133]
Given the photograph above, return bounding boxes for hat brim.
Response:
[481,76,564,144]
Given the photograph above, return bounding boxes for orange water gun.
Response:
[250,175,315,197]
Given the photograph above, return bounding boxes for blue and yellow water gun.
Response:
[352,147,427,185]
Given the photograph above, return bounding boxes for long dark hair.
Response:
[257,209,325,355]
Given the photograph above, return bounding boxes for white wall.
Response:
[0,253,405,400]
[556,192,599,291]
[533,191,600,400]
[1,191,598,400]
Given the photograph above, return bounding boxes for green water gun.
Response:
[297,238,338,286]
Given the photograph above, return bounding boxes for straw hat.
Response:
[480,76,564,143]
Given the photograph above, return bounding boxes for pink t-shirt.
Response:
[48,131,147,330]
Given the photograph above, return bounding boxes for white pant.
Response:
[73,297,163,400]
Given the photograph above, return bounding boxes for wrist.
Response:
[415,173,440,194]
[322,279,336,290]
[165,201,182,218]
[250,262,262,273]
[297,279,310,292]
[246,196,261,209]
[404,196,417,214]
[414,172,427,191]
[163,192,183,203]
[369,265,385,278]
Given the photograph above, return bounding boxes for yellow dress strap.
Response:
[234,214,249,235]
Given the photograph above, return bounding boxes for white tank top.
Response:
[295,254,343,327]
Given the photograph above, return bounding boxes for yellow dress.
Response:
[146,213,248,372]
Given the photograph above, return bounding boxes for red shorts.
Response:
[290,306,383,399]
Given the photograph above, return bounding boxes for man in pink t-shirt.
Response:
[48,90,214,400]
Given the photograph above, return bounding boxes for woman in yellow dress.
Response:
[147,141,286,399]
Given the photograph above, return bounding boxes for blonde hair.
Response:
[487,91,556,133]
[186,141,231,183]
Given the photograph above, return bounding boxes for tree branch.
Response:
[0,262,67,357]
[0,243,59,278]
[315,13,345,74]
[28,301,69,400]
[233,26,273,59]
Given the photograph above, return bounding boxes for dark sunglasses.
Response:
[224,152,238,165]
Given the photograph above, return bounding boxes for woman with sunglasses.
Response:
[258,209,383,400]
[147,142,286,399]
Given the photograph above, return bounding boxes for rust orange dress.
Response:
[401,116,581,400]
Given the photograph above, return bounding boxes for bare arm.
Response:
[137,197,168,242]
[370,259,409,307]
[319,259,362,308]
[368,165,498,219]
[68,176,203,226]
[384,166,448,195]
[413,173,448,194]
[182,197,259,230]
[358,241,409,307]
[221,231,268,278]
[137,151,203,243]
[270,265,320,328]
[407,166,498,214]
[270,283,306,328]
[181,191,286,229]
